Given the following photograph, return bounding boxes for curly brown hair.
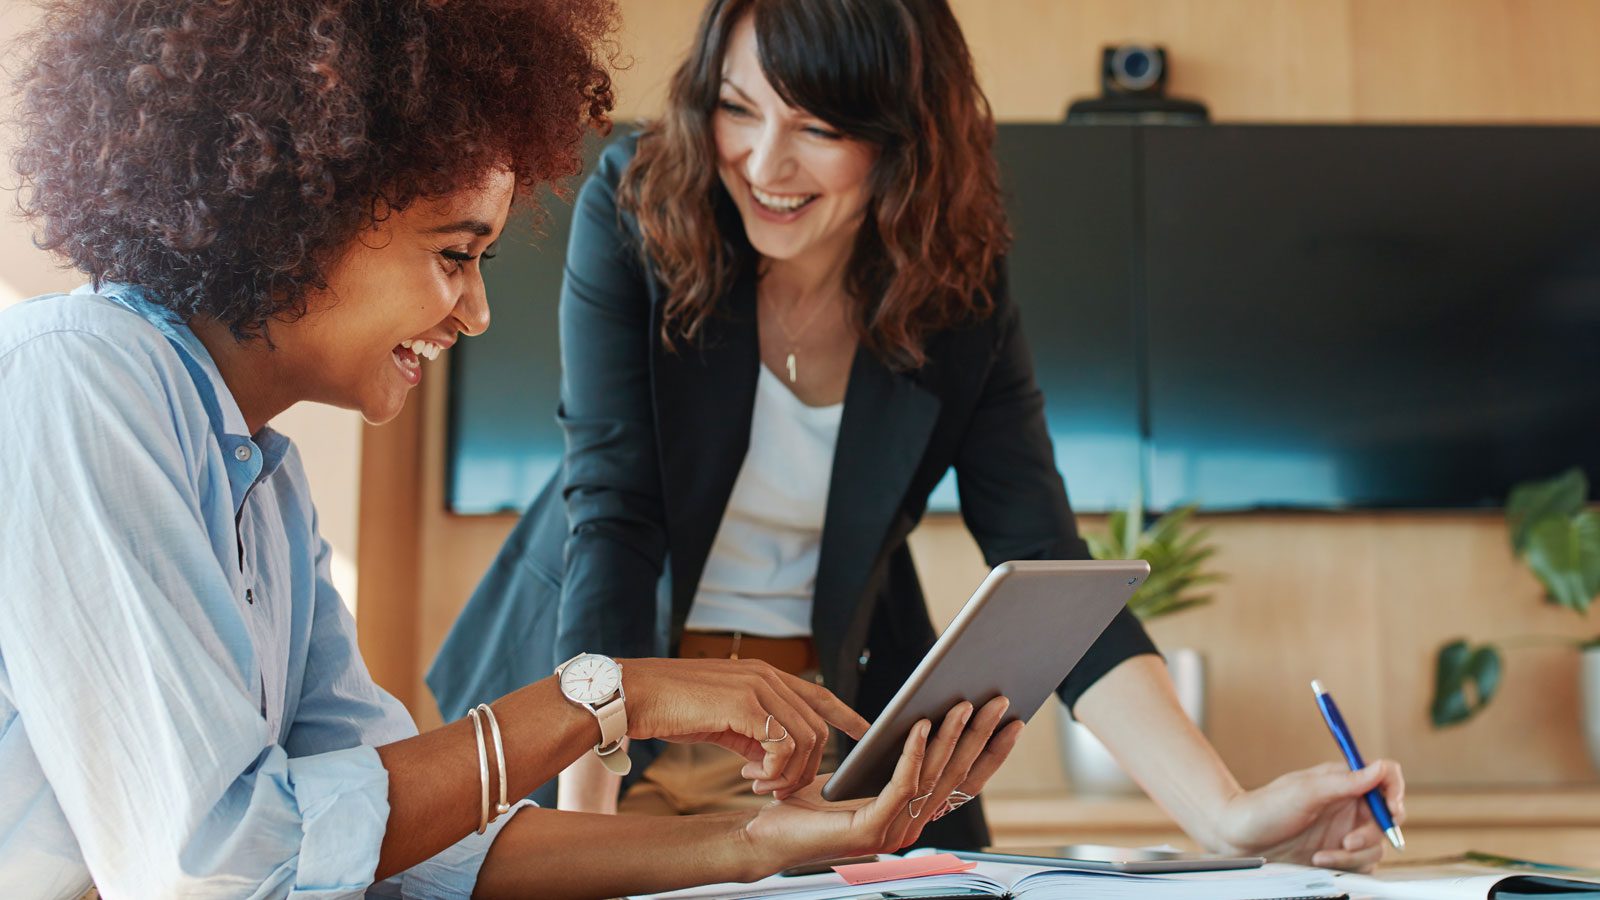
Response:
[12,0,617,338]
[619,0,1008,370]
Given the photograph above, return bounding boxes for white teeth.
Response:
[751,185,817,212]
[399,339,442,361]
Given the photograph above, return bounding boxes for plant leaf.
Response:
[1131,595,1213,619]
[1144,505,1196,550]
[1104,510,1129,558]
[1098,496,1224,622]
[1430,639,1502,727]
[1121,492,1143,560]
[1506,467,1588,556]
[1430,640,1471,726]
[1580,510,1600,601]
[1468,645,1502,704]
[1523,512,1600,614]
[1171,527,1214,559]
[1084,532,1115,562]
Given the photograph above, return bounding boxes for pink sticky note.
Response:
[834,853,978,886]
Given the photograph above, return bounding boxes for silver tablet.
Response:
[822,559,1149,802]
[949,845,1264,874]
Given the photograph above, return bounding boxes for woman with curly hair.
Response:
[433,0,1408,869]
[0,1,1017,897]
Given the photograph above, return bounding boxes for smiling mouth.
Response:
[400,338,443,361]
[750,183,819,214]
[391,338,448,387]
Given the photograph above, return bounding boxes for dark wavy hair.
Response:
[619,0,1008,370]
[12,0,618,339]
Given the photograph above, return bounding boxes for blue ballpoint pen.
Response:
[1310,679,1405,850]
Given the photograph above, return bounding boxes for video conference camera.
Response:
[1067,43,1210,125]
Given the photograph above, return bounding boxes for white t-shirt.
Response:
[683,363,844,638]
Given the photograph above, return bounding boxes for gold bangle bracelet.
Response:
[477,703,510,819]
[467,707,490,834]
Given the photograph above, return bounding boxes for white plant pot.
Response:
[1583,646,1600,776]
[1057,647,1207,795]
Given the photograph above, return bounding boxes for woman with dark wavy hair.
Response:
[0,1,1015,897]
[433,0,1408,868]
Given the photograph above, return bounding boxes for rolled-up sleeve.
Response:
[289,511,532,899]
[382,800,534,900]
[0,331,390,897]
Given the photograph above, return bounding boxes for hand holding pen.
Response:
[1312,679,1406,850]
[1206,682,1406,872]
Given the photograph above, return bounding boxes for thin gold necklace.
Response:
[770,293,831,384]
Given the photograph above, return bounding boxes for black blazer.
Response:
[428,135,1158,849]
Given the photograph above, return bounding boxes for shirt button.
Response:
[235,445,252,462]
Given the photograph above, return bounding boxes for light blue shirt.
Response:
[0,286,526,899]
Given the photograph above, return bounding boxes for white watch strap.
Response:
[593,695,627,749]
[592,696,630,775]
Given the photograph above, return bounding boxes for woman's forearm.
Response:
[374,675,598,880]
[558,741,626,813]
[473,808,764,900]
[1070,654,1243,851]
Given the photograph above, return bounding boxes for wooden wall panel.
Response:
[1370,517,1598,784]
[1351,0,1600,123]
[908,514,1600,792]
[356,397,424,711]
[952,0,1355,122]
[359,0,1600,788]
[610,0,702,122]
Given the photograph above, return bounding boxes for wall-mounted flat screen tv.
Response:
[1142,126,1600,509]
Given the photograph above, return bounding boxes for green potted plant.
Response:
[1429,467,1600,773]
[1058,494,1223,793]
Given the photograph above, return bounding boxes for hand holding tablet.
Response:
[824,560,1148,802]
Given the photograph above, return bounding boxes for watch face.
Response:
[560,655,621,704]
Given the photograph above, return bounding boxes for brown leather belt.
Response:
[678,631,819,678]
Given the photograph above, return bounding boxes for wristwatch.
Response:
[555,652,631,775]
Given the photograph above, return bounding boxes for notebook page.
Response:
[1008,862,1344,900]
[1333,863,1600,899]
[632,860,1342,900]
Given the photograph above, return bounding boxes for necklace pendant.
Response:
[785,352,797,383]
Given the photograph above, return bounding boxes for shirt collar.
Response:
[83,283,292,509]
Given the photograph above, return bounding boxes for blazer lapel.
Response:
[811,347,941,698]
[652,268,761,638]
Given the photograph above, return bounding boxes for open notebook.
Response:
[1330,859,1600,899]
[634,857,1600,900]
[633,860,1346,900]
